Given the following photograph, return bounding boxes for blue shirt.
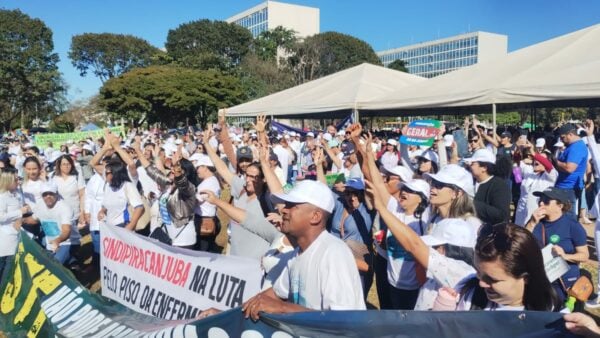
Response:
[330,197,373,246]
[532,214,587,288]
[556,139,588,189]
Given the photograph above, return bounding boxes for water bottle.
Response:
[512,164,522,184]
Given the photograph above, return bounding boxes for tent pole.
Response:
[492,104,497,135]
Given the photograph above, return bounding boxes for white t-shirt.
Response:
[380,151,399,170]
[102,182,143,227]
[0,191,22,257]
[414,248,475,310]
[273,231,366,310]
[52,174,85,220]
[85,173,105,232]
[195,175,220,217]
[136,166,160,198]
[273,145,289,183]
[22,179,44,207]
[155,191,196,247]
[385,197,425,290]
[33,200,81,249]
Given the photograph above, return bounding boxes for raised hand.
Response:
[252,114,267,134]
[585,119,595,136]
[218,109,227,127]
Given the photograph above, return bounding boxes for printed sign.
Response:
[100,225,262,319]
[541,244,570,282]
[400,120,442,146]
[33,126,125,147]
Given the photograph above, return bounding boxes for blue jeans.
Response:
[52,245,80,266]
[91,230,100,254]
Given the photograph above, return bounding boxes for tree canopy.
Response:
[388,59,408,73]
[286,31,381,84]
[253,26,297,62]
[99,65,246,127]
[0,9,64,130]
[165,19,253,71]
[69,33,162,83]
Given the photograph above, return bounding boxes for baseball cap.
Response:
[558,123,577,135]
[381,165,413,183]
[306,132,315,138]
[387,139,398,147]
[340,140,355,156]
[416,150,439,164]
[421,218,477,248]
[424,164,475,197]
[236,146,253,161]
[463,149,496,165]
[399,179,430,201]
[345,178,365,191]
[554,140,565,148]
[271,180,335,213]
[41,181,58,195]
[193,154,214,168]
[533,187,570,204]
[500,131,512,139]
[535,138,546,148]
[82,144,94,152]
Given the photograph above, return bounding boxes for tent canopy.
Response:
[226,63,426,118]
[362,23,600,115]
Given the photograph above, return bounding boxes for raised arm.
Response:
[110,135,138,179]
[258,139,284,194]
[365,133,392,205]
[313,147,328,186]
[320,138,342,171]
[203,128,235,185]
[218,109,237,169]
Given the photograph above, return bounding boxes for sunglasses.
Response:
[469,139,479,143]
[430,179,456,190]
[538,195,554,205]
[533,162,541,166]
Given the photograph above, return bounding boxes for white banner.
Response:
[100,225,262,320]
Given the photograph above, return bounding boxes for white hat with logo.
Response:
[271,180,335,213]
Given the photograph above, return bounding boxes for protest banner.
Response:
[33,126,125,148]
[0,232,576,337]
[400,119,442,146]
[100,225,262,319]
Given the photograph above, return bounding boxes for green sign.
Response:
[33,126,125,148]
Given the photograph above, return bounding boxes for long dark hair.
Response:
[179,158,201,187]
[461,223,560,311]
[105,159,130,189]
[53,155,78,177]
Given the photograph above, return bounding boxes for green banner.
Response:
[33,126,125,148]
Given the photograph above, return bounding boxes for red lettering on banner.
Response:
[102,236,191,288]
[405,127,439,139]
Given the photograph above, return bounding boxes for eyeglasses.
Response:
[246,173,261,181]
[469,139,479,143]
[42,192,55,197]
[384,175,400,183]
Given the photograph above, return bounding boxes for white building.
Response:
[378,31,508,78]
[226,1,319,38]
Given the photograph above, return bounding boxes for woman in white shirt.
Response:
[0,170,30,275]
[456,223,561,311]
[98,160,144,231]
[51,154,85,226]
[194,155,221,252]
[514,150,558,227]
[21,157,46,239]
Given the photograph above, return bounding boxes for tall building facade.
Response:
[226,1,319,38]
[378,31,508,78]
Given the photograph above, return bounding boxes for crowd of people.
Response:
[2,113,600,335]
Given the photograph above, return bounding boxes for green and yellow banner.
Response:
[33,126,125,148]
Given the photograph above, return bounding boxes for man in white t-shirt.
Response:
[32,181,81,265]
[242,180,365,320]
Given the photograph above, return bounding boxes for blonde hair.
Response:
[448,191,476,219]
[0,171,16,193]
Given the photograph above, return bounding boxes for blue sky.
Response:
[3,0,600,102]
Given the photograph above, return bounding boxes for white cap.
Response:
[174,139,183,145]
[41,181,58,195]
[381,165,413,183]
[290,131,297,137]
[387,139,398,146]
[193,154,214,168]
[535,138,546,148]
[443,134,454,147]
[554,140,565,148]
[463,148,496,165]
[416,150,439,164]
[271,180,335,213]
[424,164,475,197]
[189,153,203,163]
[82,144,94,152]
[400,179,430,201]
[306,132,315,138]
[421,218,477,248]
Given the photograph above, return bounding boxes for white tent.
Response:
[226,63,426,118]
[363,23,600,114]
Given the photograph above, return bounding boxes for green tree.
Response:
[165,19,253,71]
[388,59,408,72]
[69,33,162,83]
[237,53,295,100]
[99,66,246,127]
[0,9,64,131]
[254,26,297,62]
[286,31,381,84]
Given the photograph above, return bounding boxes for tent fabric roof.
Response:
[226,63,426,117]
[363,23,600,112]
